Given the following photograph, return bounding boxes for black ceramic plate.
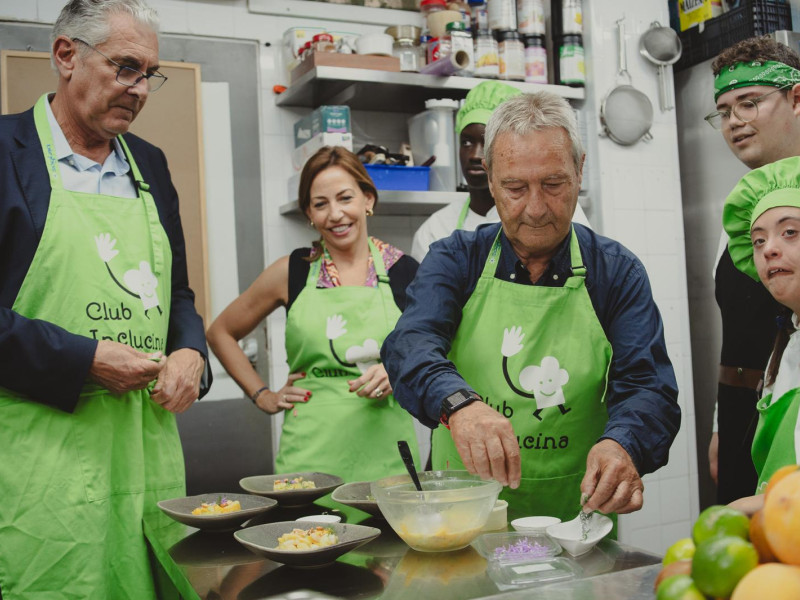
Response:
[330,481,383,517]
[233,520,381,567]
[239,472,344,507]
[157,493,277,531]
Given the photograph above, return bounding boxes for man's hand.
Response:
[708,432,719,485]
[449,401,520,488]
[89,340,164,394]
[150,348,204,413]
[581,439,644,514]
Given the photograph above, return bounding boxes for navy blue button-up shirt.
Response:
[382,222,680,475]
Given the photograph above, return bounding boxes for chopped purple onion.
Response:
[493,538,550,561]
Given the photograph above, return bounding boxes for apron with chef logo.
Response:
[751,388,800,492]
[432,229,612,522]
[279,240,419,485]
[0,94,183,599]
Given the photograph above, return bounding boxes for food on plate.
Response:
[191,497,242,515]
[276,526,339,551]
[273,477,316,491]
[493,538,551,561]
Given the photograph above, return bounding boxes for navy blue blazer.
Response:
[0,107,210,411]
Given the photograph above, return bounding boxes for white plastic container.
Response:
[408,98,460,192]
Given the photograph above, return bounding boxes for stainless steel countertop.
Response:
[147,504,661,600]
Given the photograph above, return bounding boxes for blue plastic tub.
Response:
[364,164,430,191]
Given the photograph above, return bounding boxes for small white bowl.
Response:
[511,516,561,533]
[355,33,394,56]
[296,514,342,524]
[545,513,613,557]
[482,499,508,531]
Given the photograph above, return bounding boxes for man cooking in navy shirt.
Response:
[382,91,680,522]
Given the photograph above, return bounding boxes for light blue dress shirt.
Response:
[44,95,137,198]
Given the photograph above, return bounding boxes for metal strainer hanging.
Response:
[639,21,683,111]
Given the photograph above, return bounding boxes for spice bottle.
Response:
[557,34,585,87]
[497,29,525,81]
[523,34,547,84]
[311,33,336,54]
[562,0,583,35]
[468,0,490,35]
[473,29,499,78]
[517,0,546,36]
[488,0,517,32]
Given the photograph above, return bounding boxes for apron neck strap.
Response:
[456,198,471,230]
[305,239,390,287]
[33,94,63,189]
[481,226,586,285]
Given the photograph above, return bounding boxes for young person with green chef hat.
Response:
[383,92,680,522]
[0,0,210,597]
[208,146,420,504]
[411,80,590,262]
[722,156,800,516]
[703,37,800,504]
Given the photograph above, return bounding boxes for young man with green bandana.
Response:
[705,36,800,504]
[410,80,589,262]
[721,156,800,515]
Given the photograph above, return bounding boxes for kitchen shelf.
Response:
[279,190,466,217]
[275,66,585,113]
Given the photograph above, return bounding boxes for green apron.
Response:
[0,95,184,599]
[278,240,419,484]
[432,229,612,522]
[456,198,471,230]
[752,387,800,493]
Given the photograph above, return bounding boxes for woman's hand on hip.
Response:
[255,371,310,413]
[348,363,392,399]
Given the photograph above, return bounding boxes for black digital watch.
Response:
[440,388,481,427]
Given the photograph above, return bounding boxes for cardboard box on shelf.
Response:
[293,106,351,148]
[290,52,401,84]
[292,132,354,171]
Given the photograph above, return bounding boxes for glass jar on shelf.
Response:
[311,33,336,54]
[497,29,524,81]
[523,34,547,84]
[393,38,422,72]
[474,29,499,78]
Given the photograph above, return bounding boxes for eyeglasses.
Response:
[72,38,167,92]
[704,85,791,129]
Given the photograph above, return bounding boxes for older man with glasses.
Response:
[0,0,210,597]
[705,35,800,506]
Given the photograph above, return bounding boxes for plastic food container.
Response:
[371,470,501,552]
[471,531,562,562]
[364,165,430,191]
[487,556,581,588]
[407,98,459,192]
[481,499,508,531]
[355,33,394,56]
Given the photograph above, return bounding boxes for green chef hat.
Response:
[723,156,800,280]
[456,81,522,134]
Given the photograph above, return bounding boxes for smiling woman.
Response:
[207,146,422,506]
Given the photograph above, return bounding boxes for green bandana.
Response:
[723,156,800,280]
[714,60,800,101]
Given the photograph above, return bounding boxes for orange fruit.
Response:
[748,509,777,563]
[731,563,800,600]
[692,535,758,598]
[764,464,800,498]
[655,574,705,600]
[763,469,800,566]
[654,560,692,592]
[692,505,750,545]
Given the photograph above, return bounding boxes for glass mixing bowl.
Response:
[371,471,501,552]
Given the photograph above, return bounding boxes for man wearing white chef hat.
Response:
[411,80,590,262]
[384,91,680,522]
[0,0,209,597]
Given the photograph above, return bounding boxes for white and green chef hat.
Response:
[723,156,800,280]
[456,81,522,134]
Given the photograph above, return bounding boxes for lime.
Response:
[692,505,749,545]
[655,574,705,600]
[664,537,696,566]
[692,535,758,598]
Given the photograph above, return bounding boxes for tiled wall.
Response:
[1,0,699,555]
